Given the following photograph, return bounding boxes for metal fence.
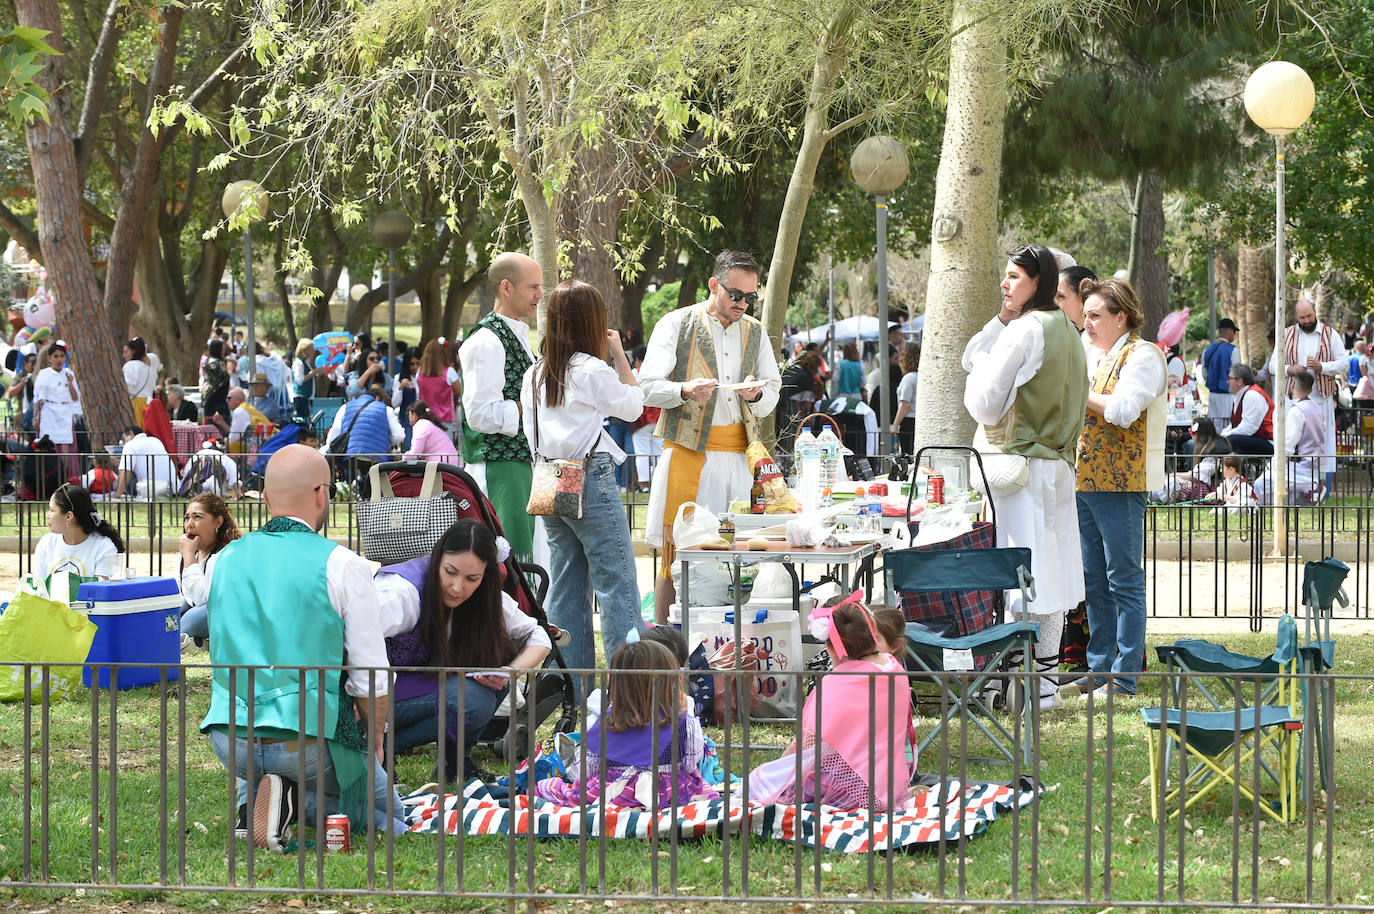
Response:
[4,450,1373,621]
[0,661,1356,909]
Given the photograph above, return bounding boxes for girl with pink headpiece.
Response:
[746,592,917,811]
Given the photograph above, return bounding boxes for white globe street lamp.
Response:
[1244,61,1315,561]
[850,136,910,457]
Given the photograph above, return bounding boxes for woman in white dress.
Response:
[962,243,1089,711]
[33,340,82,478]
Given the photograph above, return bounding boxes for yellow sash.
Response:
[658,423,748,577]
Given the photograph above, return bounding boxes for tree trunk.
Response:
[1237,242,1274,367]
[1135,169,1168,339]
[760,2,856,350]
[568,144,627,325]
[133,211,226,382]
[443,257,488,340]
[1125,172,1143,282]
[102,4,184,335]
[416,264,444,343]
[620,230,664,347]
[16,0,133,446]
[913,1,1007,449]
[1214,245,1238,317]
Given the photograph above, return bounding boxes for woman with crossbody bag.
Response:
[519,280,644,693]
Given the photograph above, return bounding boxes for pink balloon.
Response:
[1157,308,1190,347]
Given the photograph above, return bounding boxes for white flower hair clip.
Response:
[89,510,103,527]
[495,535,512,563]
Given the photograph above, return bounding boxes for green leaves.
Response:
[1,26,59,125]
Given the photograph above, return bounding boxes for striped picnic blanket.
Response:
[401,778,1037,853]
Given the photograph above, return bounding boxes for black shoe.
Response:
[234,803,248,840]
[463,757,495,784]
[252,774,297,852]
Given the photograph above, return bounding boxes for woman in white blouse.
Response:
[177,493,242,646]
[122,337,158,424]
[520,280,645,687]
[32,340,82,477]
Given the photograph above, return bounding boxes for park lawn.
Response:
[1,631,1372,912]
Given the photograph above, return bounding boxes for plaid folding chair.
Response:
[888,545,1039,768]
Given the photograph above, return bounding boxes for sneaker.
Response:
[1090,684,1136,701]
[1061,677,1100,696]
[234,803,248,840]
[251,774,297,852]
[1038,692,1065,712]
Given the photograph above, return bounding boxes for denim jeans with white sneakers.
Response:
[1076,491,1148,694]
[542,452,642,696]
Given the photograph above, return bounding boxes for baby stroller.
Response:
[371,460,578,761]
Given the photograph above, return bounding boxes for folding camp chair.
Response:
[1298,557,1347,798]
[1142,614,1303,824]
[889,545,1039,768]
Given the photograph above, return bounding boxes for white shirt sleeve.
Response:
[374,571,421,638]
[585,358,646,422]
[897,371,919,406]
[123,361,140,398]
[325,546,392,697]
[1102,345,1167,428]
[747,331,782,418]
[1284,403,1303,456]
[638,312,687,409]
[387,406,405,446]
[963,316,1045,427]
[180,551,218,607]
[501,591,551,652]
[229,407,250,441]
[459,328,520,436]
[1322,332,1349,376]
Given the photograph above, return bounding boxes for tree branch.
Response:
[0,200,41,261]
[155,40,253,155]
[75,0,124,187]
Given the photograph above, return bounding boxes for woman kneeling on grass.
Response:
[375,519,550,783]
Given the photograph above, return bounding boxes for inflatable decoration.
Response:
[1156,308,1190,348]
[313,330,353,368]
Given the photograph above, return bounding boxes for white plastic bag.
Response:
[673,502,725,549]
[912,502,974,546]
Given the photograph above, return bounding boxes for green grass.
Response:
[2,632,1373,911]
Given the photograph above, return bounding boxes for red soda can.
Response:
[325,814,351,852]
[927,472,944,505]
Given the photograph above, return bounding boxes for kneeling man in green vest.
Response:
[201,444,406,851]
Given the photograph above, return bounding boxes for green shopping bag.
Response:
[0,587,98,701]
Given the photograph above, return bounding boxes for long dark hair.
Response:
[1191,418,1231,466]
[1008,243,1060,313]
[53,484,125,553]
[208,338,226,361]
[420,520,517,669]
[537,280,609,408]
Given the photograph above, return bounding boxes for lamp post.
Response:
[1244,60,1315,560]
[373,210,412,370]
[850,136,909,458]
[221,180,267,370]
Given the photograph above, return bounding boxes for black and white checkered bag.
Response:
[358,462,460,565]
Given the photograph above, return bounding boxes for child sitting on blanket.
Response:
[534,640,720,811]
[1209,456,1258,513]
[746,593,917,812]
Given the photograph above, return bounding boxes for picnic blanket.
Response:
[401,777,1037,853]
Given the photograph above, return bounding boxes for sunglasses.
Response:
[719,284,759,307]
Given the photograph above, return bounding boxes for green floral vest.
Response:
[461,311,533,463]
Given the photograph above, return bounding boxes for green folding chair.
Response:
[889,545,1038,769]
[1299,556,1347,798]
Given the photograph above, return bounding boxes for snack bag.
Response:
[746,441,799,514]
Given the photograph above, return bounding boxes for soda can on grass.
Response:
[325,814,351,852]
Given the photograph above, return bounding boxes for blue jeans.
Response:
[605,422,633,487]
[391,676,504,777]
[180,603,209,641]
[543,453,642,691]
[207,727,407,834]
[1076,491,1148,694]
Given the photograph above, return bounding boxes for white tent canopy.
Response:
[798,315,901,345]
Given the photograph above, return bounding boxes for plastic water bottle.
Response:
[862,487,882,533]
[817,425,842,489]
[853,486,872,533]
[796,427,821,515]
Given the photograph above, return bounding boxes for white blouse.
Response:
[520,353,644,462]
[1084,334,1167,428]
[374,574,551,653]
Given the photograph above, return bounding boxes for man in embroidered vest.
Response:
[1068,278,1166,701]
[1265,299,1347,479]
[1255,370,1327,504]
[641,250,781,622]
[201,445,404,851]
[459,252,542,564]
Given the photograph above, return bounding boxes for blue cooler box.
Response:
[76,577,182,688]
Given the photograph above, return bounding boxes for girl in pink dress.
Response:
[748,593,917,812]
[535,640,718,810]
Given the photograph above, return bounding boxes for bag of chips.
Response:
[745,441,798,514]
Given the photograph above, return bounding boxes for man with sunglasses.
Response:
[640,250,781,622]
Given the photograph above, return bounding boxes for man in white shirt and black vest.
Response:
[459,252,542,564]
[640,250,781,622]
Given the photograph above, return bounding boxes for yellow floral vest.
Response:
[1078,334,1166,493]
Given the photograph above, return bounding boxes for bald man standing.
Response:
[459,252,543,564]
[1266,299,1347,478]
[200,445,404,851]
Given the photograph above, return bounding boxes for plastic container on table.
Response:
[75,577,182,688]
